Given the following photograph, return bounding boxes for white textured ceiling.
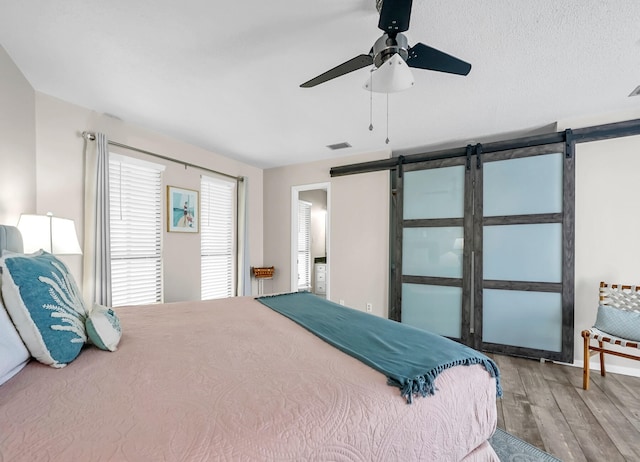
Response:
[1,0,639,168]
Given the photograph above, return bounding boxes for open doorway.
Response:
[291,183,330,298]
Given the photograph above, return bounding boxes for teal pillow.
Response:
[594,304,640,342]
[1,251,88,367]
[86,304,121,351]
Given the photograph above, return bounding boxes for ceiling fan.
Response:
[300,0,471,89]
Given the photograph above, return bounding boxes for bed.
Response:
[0,226,500,461]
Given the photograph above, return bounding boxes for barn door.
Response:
[392,142,574,362]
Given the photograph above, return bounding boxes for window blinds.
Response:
[297,200,312,290]
[201,175,236,300]
[109,155,164,307]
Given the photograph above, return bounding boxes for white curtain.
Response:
[83,132,112,306]
[237,177,251,296]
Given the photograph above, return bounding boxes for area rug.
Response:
[489,428,562,461]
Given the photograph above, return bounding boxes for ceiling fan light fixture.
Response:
[363,53,415,93]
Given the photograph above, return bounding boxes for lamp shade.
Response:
[363,53,415,93]
[17,213,82,255]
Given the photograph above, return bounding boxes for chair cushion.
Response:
[594,304,640,343]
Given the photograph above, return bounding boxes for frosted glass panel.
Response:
[404,166,464,219]
[484,153,563,216]
[484,223,561,282]
[403,227,464,278]
[483,289,562,351]
[402,283,462,338]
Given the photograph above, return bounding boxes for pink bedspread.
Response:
[0,297,497,461]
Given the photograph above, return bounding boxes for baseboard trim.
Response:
[558,359,640,378]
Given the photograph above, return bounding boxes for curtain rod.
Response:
[82,131,243,182]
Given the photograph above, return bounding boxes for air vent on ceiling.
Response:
[629,85,640,97]
[327,142,352,150]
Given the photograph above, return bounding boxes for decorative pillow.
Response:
[594,304,640,342]
[1,251,88,368]
[0,297,30,385]
[86,303,121,351]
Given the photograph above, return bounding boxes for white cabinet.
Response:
[314,263,326,295]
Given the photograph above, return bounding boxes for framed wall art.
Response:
[167,186,199,233]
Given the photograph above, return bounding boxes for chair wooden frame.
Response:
[582,282,640,390]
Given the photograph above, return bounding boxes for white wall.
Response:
[33,92,264,302]
[574,134,640,373]
[0,45,36,223]
[263,150,391,317]
[557,109,640,375]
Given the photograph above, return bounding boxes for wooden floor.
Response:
[490,354,640,461]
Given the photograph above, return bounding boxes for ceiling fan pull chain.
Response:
[385,93,390,144]
[369,70,374,131]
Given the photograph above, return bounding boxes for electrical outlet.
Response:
[366,303,372,312]
[339,300,345,306]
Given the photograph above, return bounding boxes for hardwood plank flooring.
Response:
[490,354,640,461]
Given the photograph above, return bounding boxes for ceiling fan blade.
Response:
[407,43,471,76]
[378,0,413,34]
[300,54,373,88]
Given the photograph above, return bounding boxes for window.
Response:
[109,154,164,307]
[201,175,236,299]
[297,200,312,290]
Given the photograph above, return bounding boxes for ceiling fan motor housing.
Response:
[373,33,409,68]
[299,0,471,88]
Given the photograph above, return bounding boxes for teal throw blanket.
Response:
[257,292,502,403]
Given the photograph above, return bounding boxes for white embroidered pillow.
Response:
[86,304,121,352]
[1,251,87,368]
[0,297,30,384]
